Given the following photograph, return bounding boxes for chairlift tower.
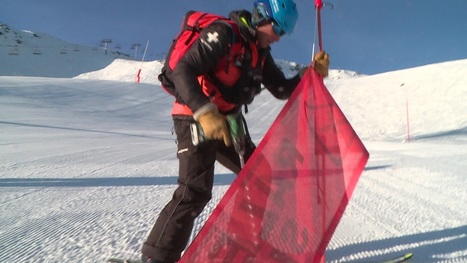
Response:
[131,43,141,59]
[101,39,112,55]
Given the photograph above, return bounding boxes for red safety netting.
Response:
[180,68,369,263]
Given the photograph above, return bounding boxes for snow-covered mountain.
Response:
[0,23,130,77]
[74,58,363,86]
[73,56,466,142]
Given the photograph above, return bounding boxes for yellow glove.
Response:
[313,51,330,78]
[198,109,232,146]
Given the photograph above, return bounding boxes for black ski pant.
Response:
[142,117,256,262]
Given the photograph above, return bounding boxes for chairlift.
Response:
[32,48,42,55]
[8,48,19,55]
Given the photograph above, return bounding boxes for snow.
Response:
[1,24,466,263]
[0,23,130,78]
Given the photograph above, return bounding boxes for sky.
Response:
[1,48,466,261]
[2,0,467,75]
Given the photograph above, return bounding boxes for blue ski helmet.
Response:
[252,0,299,35]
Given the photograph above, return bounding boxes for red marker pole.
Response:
[314,2,325,262]
[315,0,324,51]
[135,41,149,83]
[402,83,411,142]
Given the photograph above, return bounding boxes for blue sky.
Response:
[2,0,466,74]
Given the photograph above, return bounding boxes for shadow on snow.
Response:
[414,126,467,141]
[0,174,236,188]
[0,120,163,140]
[326,225,467,262]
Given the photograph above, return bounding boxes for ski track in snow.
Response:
[327,141,467,263]
[1,64,466,263]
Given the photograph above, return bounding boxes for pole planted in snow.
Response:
[135,41,150,83]
[401,83,411,142]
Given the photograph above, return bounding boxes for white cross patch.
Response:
[201,31,220,51]
[206,32,219,43]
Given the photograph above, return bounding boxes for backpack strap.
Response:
[183,12,210,45]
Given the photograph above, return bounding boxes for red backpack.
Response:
[158,11,237,96]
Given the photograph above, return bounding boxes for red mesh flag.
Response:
[179,68,369,263]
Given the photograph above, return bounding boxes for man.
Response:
[142,0,330,262]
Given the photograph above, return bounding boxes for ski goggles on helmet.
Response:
[254,1,286,36]
[271,20,286,36]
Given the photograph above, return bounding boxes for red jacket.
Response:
[169,10,301,117]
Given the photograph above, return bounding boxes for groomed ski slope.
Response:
[1,58,466,262]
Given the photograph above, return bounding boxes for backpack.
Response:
[158,11,236,97]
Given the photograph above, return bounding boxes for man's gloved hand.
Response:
[313,51,330,78]
[198,109,232,146]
